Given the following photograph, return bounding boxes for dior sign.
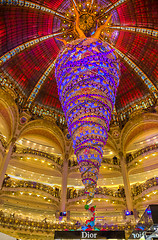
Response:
[82,232,97,239]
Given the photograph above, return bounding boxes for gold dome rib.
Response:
[109,26,158,39]
[0,32,63,67]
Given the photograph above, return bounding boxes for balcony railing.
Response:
[14,147,63,167]
[68,156,120,168]
[126,143,158,164]
[131,177,158,197]
[67,186,125,199]
[2,178,61,199]
[0,210,133,233]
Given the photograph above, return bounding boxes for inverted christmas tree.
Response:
[55,4,120,229]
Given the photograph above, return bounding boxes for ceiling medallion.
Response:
[112,130,120,138]
[20,117,27,124]
[79,13,96,33]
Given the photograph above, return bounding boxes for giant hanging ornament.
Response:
[55,4,120,228]
[55,37,119,194]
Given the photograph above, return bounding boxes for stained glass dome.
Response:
[0,0,157,123]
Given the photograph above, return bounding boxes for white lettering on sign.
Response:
[82,232,97,239]
[132,232,145,239]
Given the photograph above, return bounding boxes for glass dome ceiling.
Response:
[0,0,157,122]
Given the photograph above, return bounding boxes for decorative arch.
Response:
[0,89,19,141]
[120,112,158,152]
[18,119,65,154]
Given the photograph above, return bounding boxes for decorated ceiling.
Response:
[0,0,158,119]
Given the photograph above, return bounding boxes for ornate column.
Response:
[0,137,16,189]
[119,151,133,212]
[60,155,69,213]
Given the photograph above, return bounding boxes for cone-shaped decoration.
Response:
[55,38,120,197]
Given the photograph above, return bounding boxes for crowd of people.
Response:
[0,209,133,233]
[68,156,120,168]
[3,176,126,201]
[16,147,63,166]
[2,177,61,198]
[1,134,157,169]
[126,143,158,163]
[67,186,126,199]
[3,175,158,201]
[0,210,75,232]
[67,176,158,199]
[68,142,158,167]
[131,177,158,197]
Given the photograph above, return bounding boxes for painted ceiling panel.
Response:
[116,62,148,109]
[115,31,135,53]
[35,73,61,109]
[133,0,157,28]
[3,38,58,94]
[31,0,64,10]
[117,3,136,26]
[0,6,54,56]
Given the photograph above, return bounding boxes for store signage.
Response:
[54,230,125,239]
[130,231,145,239]
[81,232,97,238]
